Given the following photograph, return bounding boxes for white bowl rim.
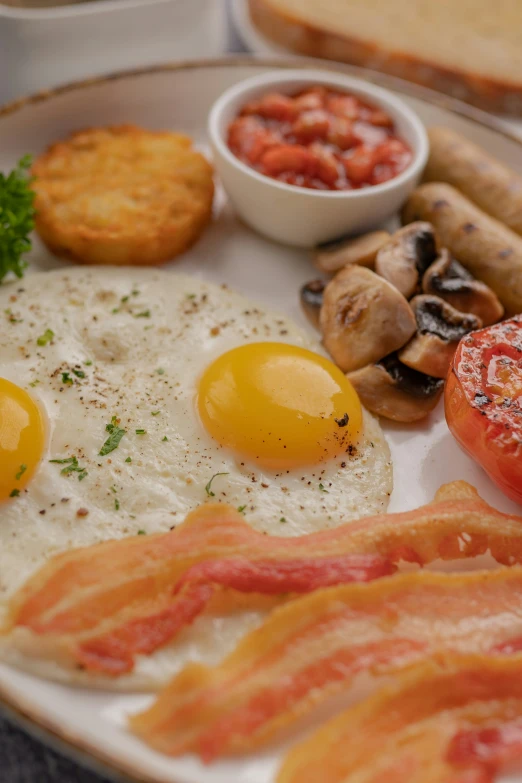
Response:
[208,68,430,200]
[0,0,176,20]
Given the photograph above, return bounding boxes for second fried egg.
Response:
[0,267,391,600]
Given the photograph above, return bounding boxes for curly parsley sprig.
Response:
[0,155,35,283]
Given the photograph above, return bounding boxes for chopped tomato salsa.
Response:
[445,315,522,505]
[227,87,412,191]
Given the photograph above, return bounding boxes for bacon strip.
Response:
[7,481,522,676]
[75,555,394,675]
[277,654,522,783]
[129,567,522,760]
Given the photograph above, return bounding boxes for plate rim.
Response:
[1,53,522,783]
[0,53,521,149]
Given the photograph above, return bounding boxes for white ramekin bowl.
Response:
[208,69,429,247]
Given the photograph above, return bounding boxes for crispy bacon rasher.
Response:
[5,480,522,676]
[129,567,522,760]
[277,654,522,783]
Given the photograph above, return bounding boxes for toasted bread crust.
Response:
[248,0,522,115]
[33,125,214,266]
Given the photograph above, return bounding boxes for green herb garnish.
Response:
[61,372,73,385]
[15,464,26,480]
[135,310,151,319]
[72,369,85,378]
[100,416,126,456]
[0,155,35,283]
[156,368,165,375]
[5,308,22,323]
[137,529,146,535]
[162,435,169,442]
[114,498,120,511]
[37,328,54,346]
[125,457,132,463]
[151,411,160,416]
[205,472,229,497]
[238,505,246,513]
[318,483,329,493]
[280,517,287,523]
[135,429,146,435]
[49,456,88,481]
[9,489,20,498]
[84,360,93,366]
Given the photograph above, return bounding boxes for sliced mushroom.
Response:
[300,279,325,329]
[422,249,504,326]
[375,222,438,298]
[314,230,390,274]
[398,295,482,378]
[320,265,417,373]
[348,354,444,422]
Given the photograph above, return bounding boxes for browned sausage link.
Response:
[402,182,522,316]
[424,127,522,236]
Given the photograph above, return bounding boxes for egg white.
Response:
[0,267,391,686]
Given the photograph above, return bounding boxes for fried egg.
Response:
[0,267,391,684]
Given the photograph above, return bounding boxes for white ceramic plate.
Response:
[1,57,522,783]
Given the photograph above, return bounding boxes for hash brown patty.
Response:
[32,125,214,266]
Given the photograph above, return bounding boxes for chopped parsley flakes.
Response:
[37,328,54,346]
[125,457,132,463]
[205,472,229,497]
[100,416,126,456]
[135,429,146,435]
[156,368,165,375]
[151,411,160,416]
[135,309,151,319]
[280,517,287,523]
[9,489,20,498]
[15,464,26,480]
[162,436,169,442]
[49,456,88,481]
[72,368,85,379]
[137,529,146,535]
[61,372,73,385]
[114,497,120,511]
[238,505,246,513]
[318,483,329,493]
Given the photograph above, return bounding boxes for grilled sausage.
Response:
[402,182,522,316]
[424,127,522,236]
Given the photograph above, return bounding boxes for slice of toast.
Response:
[248,0,522,115]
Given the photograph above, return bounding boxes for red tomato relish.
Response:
[227,87,413,191]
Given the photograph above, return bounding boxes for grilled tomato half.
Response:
[445,316,522,505]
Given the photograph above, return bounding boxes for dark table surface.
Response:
[0,4,244,781]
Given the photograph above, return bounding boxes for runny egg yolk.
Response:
[197,342,363,470]
[0,378,45,501]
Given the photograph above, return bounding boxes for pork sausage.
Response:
[402,182,522,316]
[424,127,522,236]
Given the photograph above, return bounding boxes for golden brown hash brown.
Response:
[32,125,214,266]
